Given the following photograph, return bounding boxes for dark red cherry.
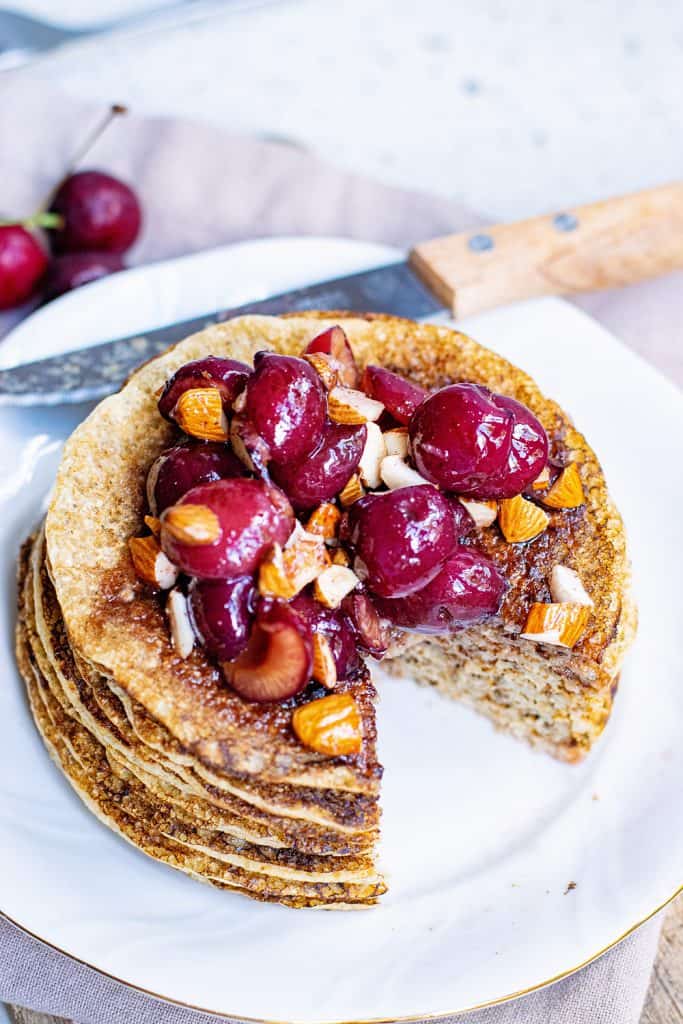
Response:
[188,576,256,661]
[341,590,388,659]
[49,170,141,253]
[345,485,456,598]
[374,547,505,633]
[244,352,326,465]
[304,325,359,387]
[147,440,245,515]
[291,591,361,681]
[158,356,250,422]
[361,365,426,425]
[271,422,367,512]
[0,226,48,309]
[43,250,124,301]
[160,478,294,580]
[222,598,313,703]
[484,395,549,497]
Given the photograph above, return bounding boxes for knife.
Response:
[1,182,681,406]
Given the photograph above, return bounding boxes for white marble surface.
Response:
[8,0,683,221]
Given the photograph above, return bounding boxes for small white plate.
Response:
[1,237,681,1023]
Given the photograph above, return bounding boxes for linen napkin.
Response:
[0,77,675,1024]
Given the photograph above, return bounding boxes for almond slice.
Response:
[303,352,340,391]
[162,503,221,546]
[380,455,430,490]
[530,465,551,491]
[144,514,161,537]
[313,565,360,609]
[520,602,591,648]
[328,386,384,425]
[173,387,228,442]
[358,422,387,490]
[542,463,585,509]
[292,693,362,756]
[459,498,497,529]
[128,535,178,590]
[258,535,329,601]
[305,502,341,543]
[311,634,337,690]
[550,564,593,606]
[338,473,365,507]
[498,495,549,543]
[166,588,196,658]
[383,427,410,459]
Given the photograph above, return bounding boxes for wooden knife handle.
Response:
[410,182,683,318]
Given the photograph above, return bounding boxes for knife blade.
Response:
[0,261,444,406]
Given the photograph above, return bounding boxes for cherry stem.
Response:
[0,212,64,230]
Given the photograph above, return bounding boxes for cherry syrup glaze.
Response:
[148,440,246,515]
[188,576,256,661]
[158,356,250,422]
[361,365,426,425]
[271,421,367,512]
[244,352,326,465]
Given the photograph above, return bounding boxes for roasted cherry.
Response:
[361,365,426,425]
[222,598,313,703]
[244,352,326,465]
[160,478,294,580]
[304,325,359,387]
[345,485,456,598]
[49,170,141,253]
[0,226,48,309]
[374,547,506,633]
[43,250,124,301]
[291,591,361,681]
[147,440,245,515]
[188,576,256,661]
[271,422,367,512]
[486,394,548,497]
[158,356,250,422]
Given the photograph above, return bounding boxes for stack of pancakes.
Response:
[15,314,635,907]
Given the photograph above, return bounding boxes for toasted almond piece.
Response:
[229,416,255,471]
[498,494,549,543]
[542,463,585,509]
[311,634,337,690]
[166,588,196,658]
[232,388,247,413]
[128,535,178,590]
[162,503,221,546]
[550,564,593,606]
[383,427,410,459]
[332,547,350,566]
[304,352,340,391]
[292,693,362,756]
[145,458,162,515]
[173,387,228,442]
[338,473,365,507]
[313,565,360,609]
[380,454,431,490]
[459,498,498,529]
[358,422,387,490]
[328,386,384,425]
[530,465,551,491]
[305,502,341,543]
[258,535,329,600]
[520,602,591,648]
[144,514,161,537]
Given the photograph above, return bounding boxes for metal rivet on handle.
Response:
[468,233,494,252]
[553,213,579,232]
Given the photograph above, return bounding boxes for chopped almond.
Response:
[305,502,341,543]
[550,564,593,606]
[383,427,410,459]
[498,495,549,543]
[166,588,196,658]
[380,455,430,490]
[530,465,551,491]
[292,693,362,756]
[520,602,591,648]
[313,565,360,609]
[542,463,585,509]
[128,535,178,590]
[144,514,161,537]
[328,386,384,425]
[173,387,228,442]
[331,547,350,566]
[162,503,221,546]
[258,535,329,601]
[311,634,337,690]
[459,498,497,529]
[338,473,365,507]
[304,352,339,391]
[358,422,387,490]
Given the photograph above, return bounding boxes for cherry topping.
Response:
[361,365,426,425]
[341,590,388,659]
[374,547,506,633]
[304,326,359,387]
[222,598,313,703]
[188,576,256,662]
[49,170,142,254]
[485,394,549,497]
[291,591,361,681]
[158,356,250,422]
[244,352,326,465]
[0,226,48,309]
[43,250,124,301]
[271,422,367,512]
[147,440,245,515]
[345,485,457,598]
[160,478,294,580]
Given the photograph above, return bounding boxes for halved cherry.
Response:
[188,576,256,661]
[271,421,367,512]
[304,326,359,388]
[158,356,250,422]
[222,598,313,703]
[147,440,245,515]
[291,591,361,680]
[244,352,326,464]
[360,365,426,425]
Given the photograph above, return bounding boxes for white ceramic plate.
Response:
[1,238,681,1023]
